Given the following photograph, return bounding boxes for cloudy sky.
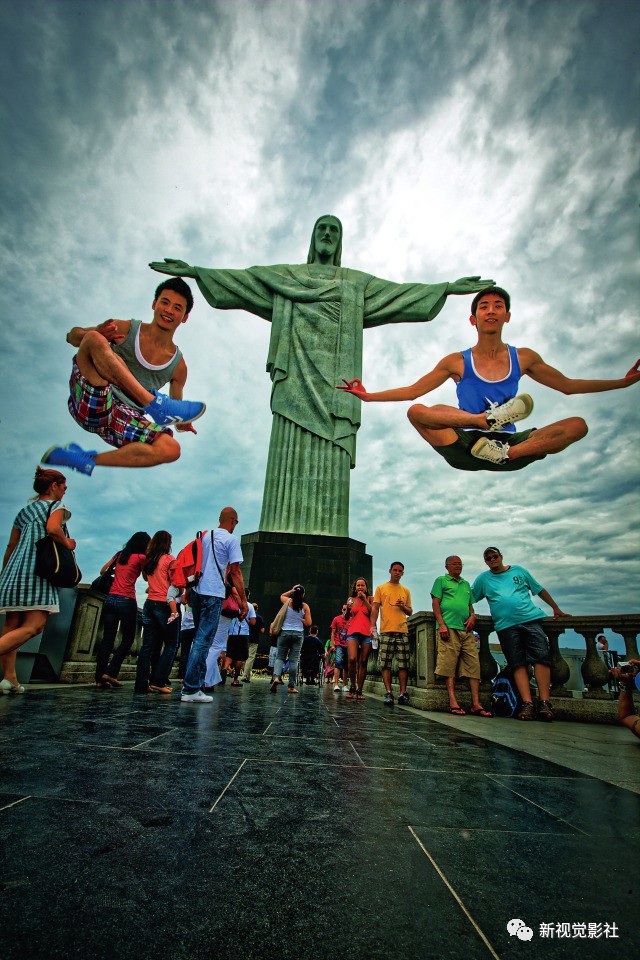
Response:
[1,0,638,641]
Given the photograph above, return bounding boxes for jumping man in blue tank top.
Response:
[41,278,207,476]
[339,287,640,471]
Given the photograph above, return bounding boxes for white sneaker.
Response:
[471,437,510,464]
[333,684,340,692]
[485,394,533,431]
[0,678,25,695]
[181,690,213,703]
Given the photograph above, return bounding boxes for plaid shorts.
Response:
[378,632,411,670]
[68,360,171,448]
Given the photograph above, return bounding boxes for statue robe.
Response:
[195,263,448,536]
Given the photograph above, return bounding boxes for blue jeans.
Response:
[95,595,138,682]
[183,593,223,694]
[275,631,303,688]
[135,599,180,692]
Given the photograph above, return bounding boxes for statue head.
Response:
[307,214,343,266]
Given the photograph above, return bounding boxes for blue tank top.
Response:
[456,345,521,434]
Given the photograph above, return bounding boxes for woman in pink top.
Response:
[345,577,373,700]
[95,531,150,688]
[134,530,178,695]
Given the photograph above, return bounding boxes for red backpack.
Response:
[168,531,207,589]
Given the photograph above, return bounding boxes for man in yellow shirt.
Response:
[371,562,413,706]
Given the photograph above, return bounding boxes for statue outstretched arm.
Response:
[446,276,495,295]
[149,259,197,279]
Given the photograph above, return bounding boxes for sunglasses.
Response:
[484,554,501,561]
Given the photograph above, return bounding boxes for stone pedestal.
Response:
[60,585,143,683]
[240,531,372,636]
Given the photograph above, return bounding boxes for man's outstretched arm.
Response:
[521,351,640,395]
[338,354,459,403]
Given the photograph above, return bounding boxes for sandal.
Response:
[356,691,365,700]
[269,677,280,693]
[449,706,466,715]
[346,689,356,700]
[469,707,492,717]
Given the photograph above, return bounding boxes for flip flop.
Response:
[470,707,492,717]
[449,706,466,715]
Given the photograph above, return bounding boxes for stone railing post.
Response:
[545,620,572,698]
[475,617,498,688]
[618,627,640,661]
[409,611,436,688]
[579,626,610,698]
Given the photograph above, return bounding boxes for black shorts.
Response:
[433,428,546,472]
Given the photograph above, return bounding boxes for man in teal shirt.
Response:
[471,547,569,721]
[431,556,491,716]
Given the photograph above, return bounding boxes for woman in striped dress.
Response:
[0,466,75,694]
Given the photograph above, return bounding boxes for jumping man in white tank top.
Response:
[42,278,207,476]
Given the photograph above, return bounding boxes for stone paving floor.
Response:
[0,680,638,960]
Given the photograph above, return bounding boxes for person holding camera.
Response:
[609,660,640,740]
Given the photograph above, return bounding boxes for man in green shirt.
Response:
[431,555,491,716]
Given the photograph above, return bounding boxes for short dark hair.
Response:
[471,286,510,316]
[154,277,194,315]
[389,561,404,571]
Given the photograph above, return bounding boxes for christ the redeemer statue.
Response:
[150,215,492,537]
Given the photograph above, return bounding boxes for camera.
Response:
[618,662,639,675]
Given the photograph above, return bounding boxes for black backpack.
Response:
[490,671,520,717]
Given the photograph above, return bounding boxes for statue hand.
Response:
[448,276,495,295]
[148,258,196,278]
[337,377,368,400]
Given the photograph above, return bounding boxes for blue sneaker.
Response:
[144,391,206,426]
[68,442,98,458]
[42,444,95,476]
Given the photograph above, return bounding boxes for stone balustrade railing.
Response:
[7,588,640,724]
[362,611,640,723]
